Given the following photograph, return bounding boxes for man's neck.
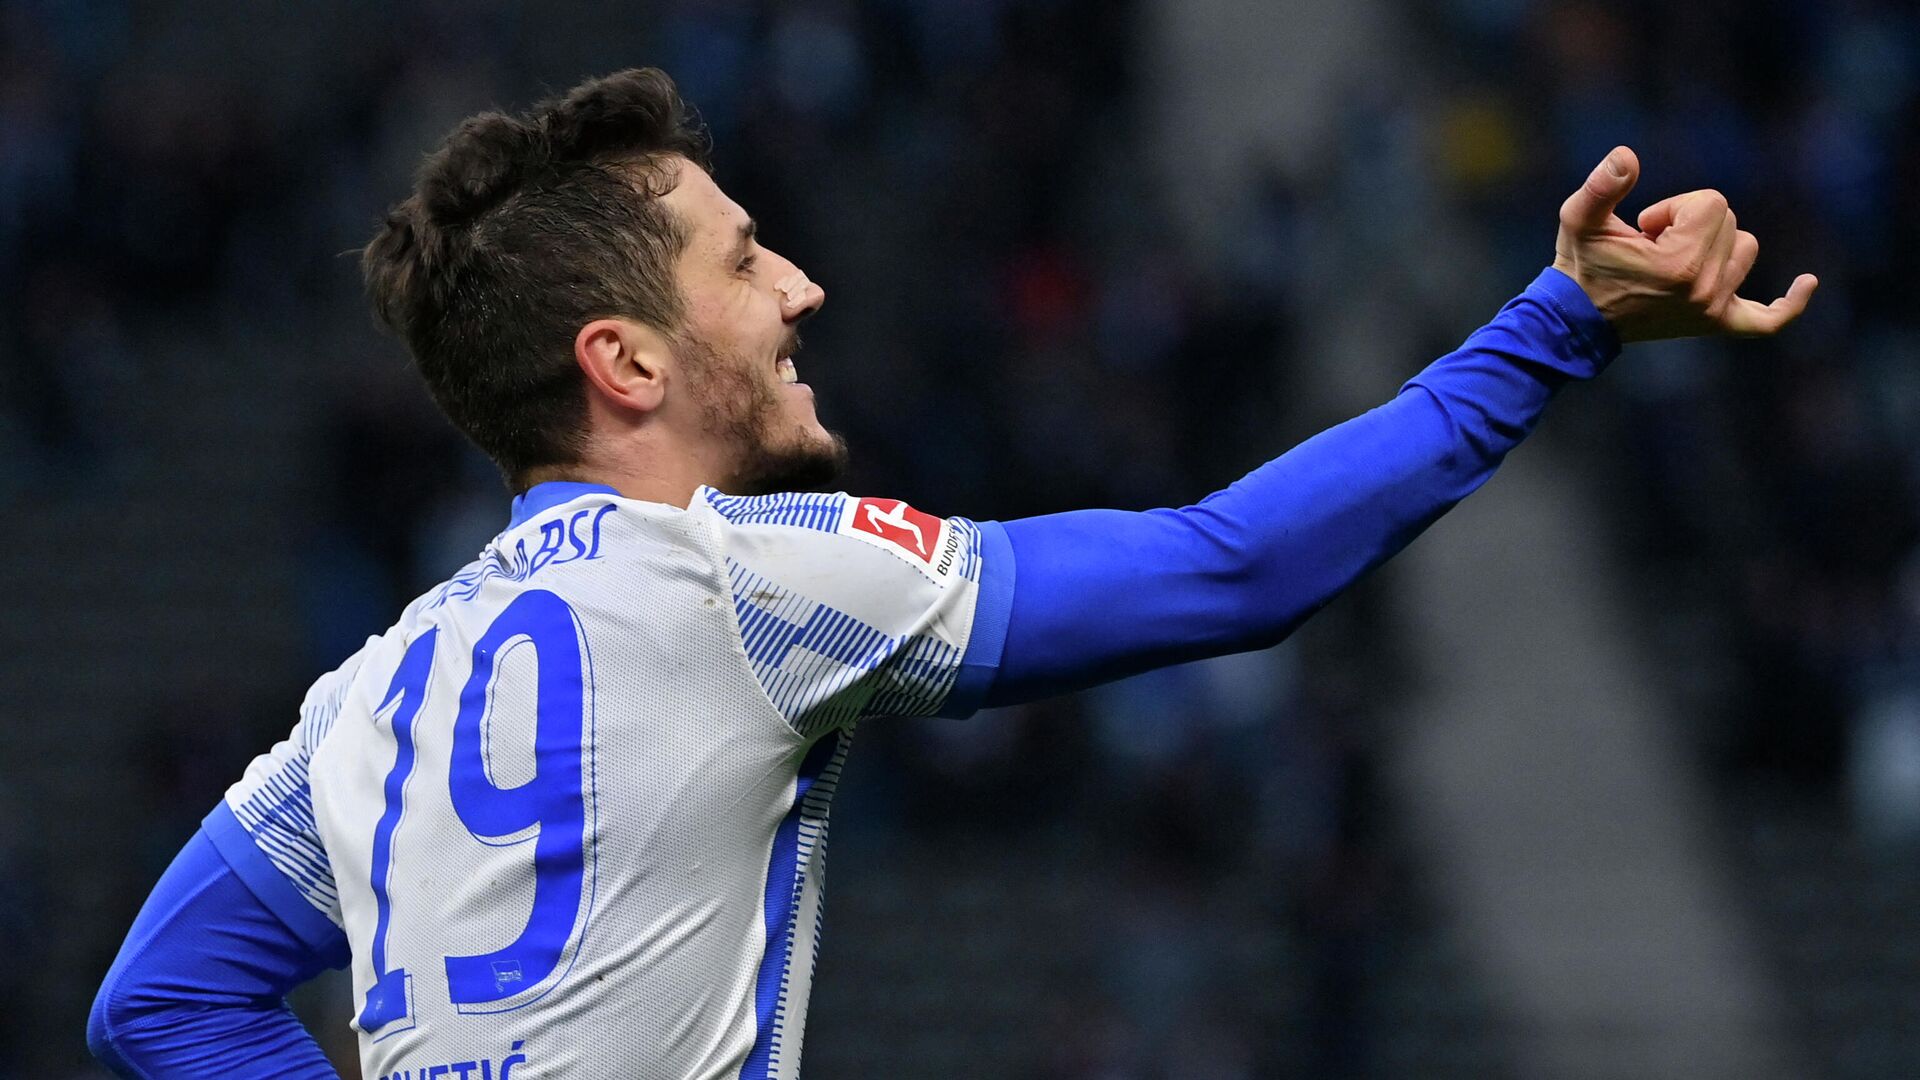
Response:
[520,450,725,510]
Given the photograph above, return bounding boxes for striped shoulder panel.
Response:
[227,646,370,922]
[726,560,964,734]
[297,650,364,752]
[948,515,986,584]
[229,751,337,916]
[699,489,849,533]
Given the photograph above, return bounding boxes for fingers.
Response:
[1640,191,1732,292]
[1559,146,1640,232]
[1723,229,1760,295]
[1638,195,1680,238]
[1721,274,1820,337]
[1710,208,1737,263]
[1639,188,1727,241]
[1698,208,1738,294]
[1559,160,1818,341]
[1669,190,1731,240]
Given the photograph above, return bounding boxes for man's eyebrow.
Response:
[729,218,758,259]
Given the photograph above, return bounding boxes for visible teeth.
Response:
[776,357,798,384]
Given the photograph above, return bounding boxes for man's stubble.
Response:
[679,333,848,496]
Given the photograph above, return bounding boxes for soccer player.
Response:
[88,69,1815,1079]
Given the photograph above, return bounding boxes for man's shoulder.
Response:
[696,486,981,589]
[697,487,851,533]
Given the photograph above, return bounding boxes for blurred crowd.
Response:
[0,0,1911,1076]
[1405,0,1920,820]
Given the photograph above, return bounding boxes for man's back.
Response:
[225,483,992,1078]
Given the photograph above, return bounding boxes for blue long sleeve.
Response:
[89,813,350,1077]
[978,267,1619,706]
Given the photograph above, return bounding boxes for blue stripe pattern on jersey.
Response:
[865,634,961,718]
[741,729,849,1080]
[228,651,366,917]
[703,489,847,533]
[952,516,985,583]
[299,666,355,751]
[727,562,964,734]
[231,754,337,910]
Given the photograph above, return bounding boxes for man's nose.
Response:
[775,266,825,323]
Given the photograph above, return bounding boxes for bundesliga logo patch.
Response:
[847,497,944,564]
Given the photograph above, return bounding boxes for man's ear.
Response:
[575,318,671,415]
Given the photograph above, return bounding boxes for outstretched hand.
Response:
[1552,147,1818,343]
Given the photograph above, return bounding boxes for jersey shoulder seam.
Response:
[691,505,815,744]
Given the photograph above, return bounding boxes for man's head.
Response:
[362,68,843,496]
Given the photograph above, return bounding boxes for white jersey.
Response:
[215,482,1009,1079]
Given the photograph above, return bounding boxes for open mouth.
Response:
[775,333,803,385]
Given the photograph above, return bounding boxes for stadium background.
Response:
[1,0,1914,1075]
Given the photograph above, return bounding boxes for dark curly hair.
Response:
[362,68,713,486]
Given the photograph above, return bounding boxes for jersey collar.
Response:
[508,481,621,529]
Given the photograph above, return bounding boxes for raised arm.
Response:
[974,147,1816,707]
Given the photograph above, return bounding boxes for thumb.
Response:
[1559,146,1640,231]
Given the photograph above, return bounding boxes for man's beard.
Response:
[680,333,848,496]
